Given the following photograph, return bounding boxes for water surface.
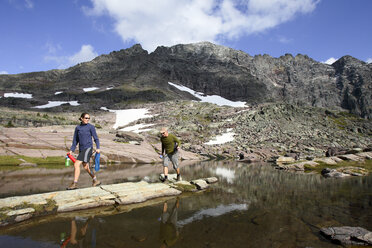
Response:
[1,161,371,247]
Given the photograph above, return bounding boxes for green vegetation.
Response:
[327,111,365,131]
[0,155,65,170]
[4,120,15,128]
[0,199,58,224]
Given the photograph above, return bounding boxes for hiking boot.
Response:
[92,179,101,187]
[67,182,78,190]
[176,174,181,181]
[160,176,168,183]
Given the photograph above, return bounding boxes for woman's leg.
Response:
[83,162,95,178]
[73,160,83,182]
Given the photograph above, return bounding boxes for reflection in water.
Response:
[60,216,96,248]
[0,161,371,248]
[159,199,180,247]
[214,167,235,184]
[178,203,248,227]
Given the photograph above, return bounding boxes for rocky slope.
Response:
[142,101,371,160]
[0,42,371,118]
[0,101,370,164]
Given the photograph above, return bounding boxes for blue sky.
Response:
[1,0,371,74]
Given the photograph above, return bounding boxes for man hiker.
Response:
[160,127,181,182]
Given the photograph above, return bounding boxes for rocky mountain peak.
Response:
[0,42,371,119]
[154,41,250,62]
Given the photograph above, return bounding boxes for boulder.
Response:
[321,168,350,178]
[114,131,144,143]
[326,147,348,157]
[321,167,368,178]
[276,156,295,164]
[191,179,209,190]
[356,152,372,160]
[338,154,363,161]
[320,226,372,246]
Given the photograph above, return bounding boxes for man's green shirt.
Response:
[161,134,181,155]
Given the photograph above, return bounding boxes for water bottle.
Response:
[60,232,66,244]
[65,156,70,167]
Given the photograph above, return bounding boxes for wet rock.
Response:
[18,162,37,167]
[204,177,218,184]
[320,226,372,246]
[321,167,368,178]
[321,168,349,178]
[191,179,208,190]
[172,181,197,192]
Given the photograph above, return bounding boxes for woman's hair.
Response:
[79,112,89,122]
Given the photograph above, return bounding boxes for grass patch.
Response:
[0,155,65,170]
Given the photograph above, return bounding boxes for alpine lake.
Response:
[0,160,371,248]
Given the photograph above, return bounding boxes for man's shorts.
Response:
[163,151,179,170]
[77,147,93,163]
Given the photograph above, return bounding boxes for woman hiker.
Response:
[67,112,101,190]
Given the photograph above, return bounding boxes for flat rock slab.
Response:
[356,152,372,160]
[276,161,318,171]
[320,226,372,246]
[338,154,363,161]
[0,177,218,227]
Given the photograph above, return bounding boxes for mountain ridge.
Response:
[0,42,371,118]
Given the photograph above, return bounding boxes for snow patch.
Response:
[120,123,154,133]
[4,92,33,99]
[205,128,235,145]
[101,107,153,129]
[34,101,80,108]
[83,87,99,92]
[168,82,246,107]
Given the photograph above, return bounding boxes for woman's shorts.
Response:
[77,147,93,163]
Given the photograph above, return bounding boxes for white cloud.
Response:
[278,36,292,44]
[323,57,338,65]
[84,0,319,51]
[8,0,34,9]
[0,71,8,74]
[367,58,372,64]
[24,0,33,9]
[45,44,98,69]
[68,45,98,66]
[44,41,62,54]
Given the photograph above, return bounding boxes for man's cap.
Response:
[160,127,168,133]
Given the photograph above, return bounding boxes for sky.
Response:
[1,0,371,75]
